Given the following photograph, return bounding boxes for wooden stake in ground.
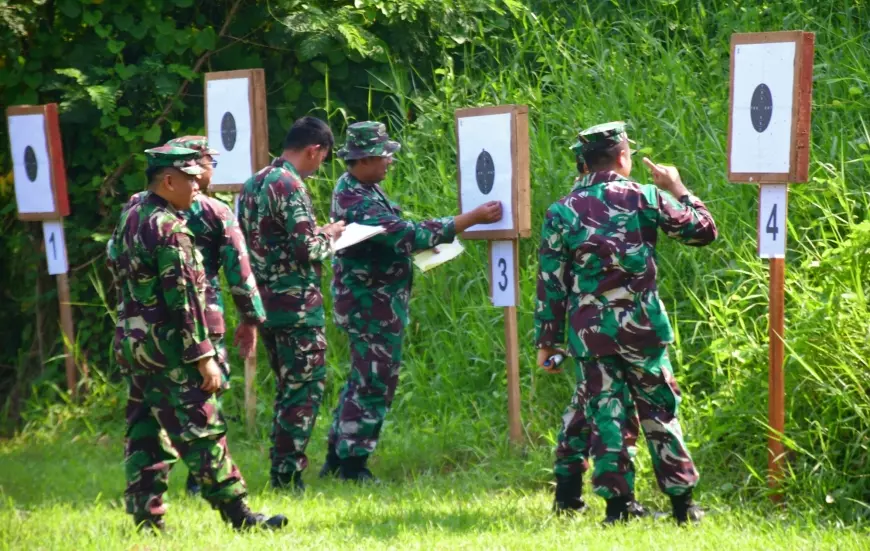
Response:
[727,31,814,498]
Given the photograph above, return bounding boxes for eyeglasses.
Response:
[200,160,218,168]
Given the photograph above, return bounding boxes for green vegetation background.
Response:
[0,0,868,526]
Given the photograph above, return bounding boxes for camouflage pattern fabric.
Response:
[124,364,247,516]
[583,348,698,498]
[144,144,206,175]
[554,361,640,479]
[166,135,220,156]
[535,170,717,359]
[336,121,400,160]
[107,191,214,373]
[327,172,455,458]
[260,326,327,475]
[237,158,332,329]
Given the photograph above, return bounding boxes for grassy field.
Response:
[1,429,868,550]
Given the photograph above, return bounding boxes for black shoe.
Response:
[627,494,649,519]
[602,495,631,525]
[339,455,377,483]
[186,472,201,497]
[219,498,288,531]
[552,473,587,516]
[671,492,704,525]
[319,444,341,478]
[271,471,305,493]
[133,513,165,533]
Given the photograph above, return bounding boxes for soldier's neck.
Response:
[348,168,378,186]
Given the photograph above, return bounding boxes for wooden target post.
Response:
[205,69,270,431]
[727,31,814,498]
[6,104,76,397]
[455,105,531,444]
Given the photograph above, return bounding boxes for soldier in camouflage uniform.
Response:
[107,145,286,531]
[237,117,345,492]
[534,122,717,525]
[321,121,502,481]
[123,136,266,497]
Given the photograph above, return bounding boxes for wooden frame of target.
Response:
[204,69,270,192]
[6,104,71,221]
[727,31,814,184]
[455,104,531,240]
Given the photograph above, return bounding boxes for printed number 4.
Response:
[766,204,778,241]
[497,258,508,291]
[48,232,57,259]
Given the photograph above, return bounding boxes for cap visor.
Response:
[384,141,401,156]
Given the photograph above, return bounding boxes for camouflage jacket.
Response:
[125,192,265,334]
[107,192,215,374]
[330,172,456,333]
[237,158,331,328]
[534,170,718,359]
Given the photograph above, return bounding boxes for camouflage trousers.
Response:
[583,347,699,498]
[327,328,403,459]
[124,363,247,517]
[261,326,327,475]
[554,360,639,479]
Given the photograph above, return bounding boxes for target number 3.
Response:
[497,258,508,291]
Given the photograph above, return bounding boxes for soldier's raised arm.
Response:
[643,157,718,246]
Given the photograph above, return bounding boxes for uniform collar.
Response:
[571,170,630,191]
[144,190,180,215]
[273,157,302,181]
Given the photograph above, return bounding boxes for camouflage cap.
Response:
[144,145,206,175]
[166,135,220,157]
[570,121,636,160]
[336,121,401,160]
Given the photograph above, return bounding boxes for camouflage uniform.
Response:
[237,157,331,479]
[107,146,247,520]
[535,122,718,501]
[327,122,456,460]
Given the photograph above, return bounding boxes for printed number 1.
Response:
[48,232,57,259]
[766,204,779,241]
[497,258,508,291]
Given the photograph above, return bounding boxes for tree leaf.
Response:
[143,125,162,143]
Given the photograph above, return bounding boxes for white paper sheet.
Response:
[758,184,788,258]
[9,114,56,214]
[413,239,465,272]
[332,223,386,251]
[457,112,514,232]
[42,220,68,274]
[207,77,253,185]
[490,240,516,307]
[730,41,796,174]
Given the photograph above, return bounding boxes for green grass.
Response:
[1,430,868,550]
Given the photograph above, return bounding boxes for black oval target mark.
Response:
[221,112,237,151]
[24,146,38,182]
[750,83,773,133]
[475,149,495,195]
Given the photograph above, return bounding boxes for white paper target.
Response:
[730,42,796,175]
[758,184,787,258]
[9,114,56,215]
[458,113,514,232]
[42,220,68,274]
[490,240,517,307]
[207,77,253,185]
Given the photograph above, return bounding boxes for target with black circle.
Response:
[221,112,237,151]
[476,149,495,194]
[24,145,38,182]
[750,83,773,133]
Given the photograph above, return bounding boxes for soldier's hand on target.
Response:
[197,356,222,393]
[643,157,688,197]
[234,320,258,359]
[473,201,503,224]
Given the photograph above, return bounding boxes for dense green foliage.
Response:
[1,0,868,530]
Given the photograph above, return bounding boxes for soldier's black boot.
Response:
[627,493,649,518]
[133,513,165,533]
[339,455,376,483]
[186,472,201,496]
[271,471,306,493]
[319,444,341,478]
[671,492,704,525]
[602,495,631,525]
[552,473,587,516]
[218,497,288,531]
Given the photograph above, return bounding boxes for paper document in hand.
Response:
[332,223,386,251]
[413,239,465,272]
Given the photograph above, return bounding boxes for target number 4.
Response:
[758,184,787,259]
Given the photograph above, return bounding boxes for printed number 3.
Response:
[766,204,778,241]
[497,258,508,291]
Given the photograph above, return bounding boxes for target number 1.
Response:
[758,184,787,259]
[42,220,68,275]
